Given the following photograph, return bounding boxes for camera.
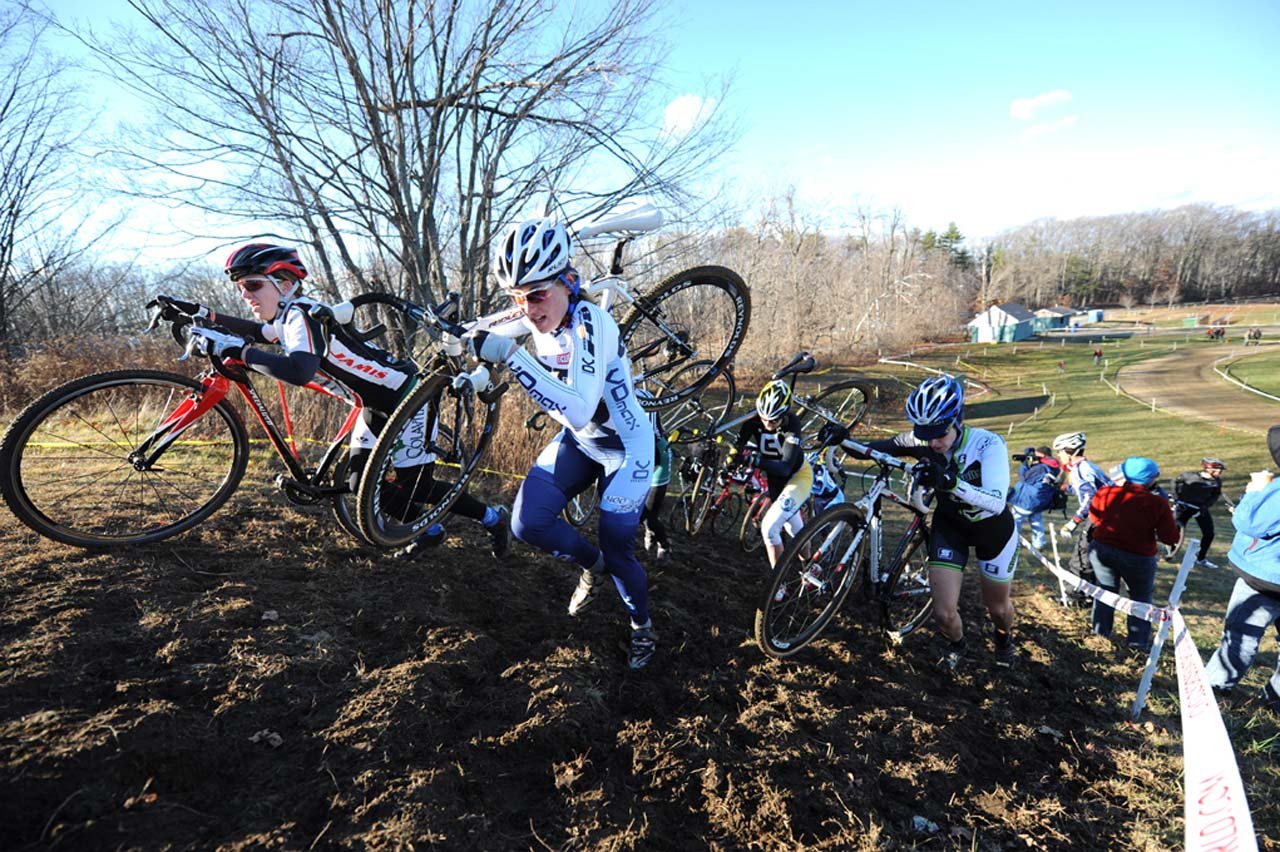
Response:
[1012,447,1037,462]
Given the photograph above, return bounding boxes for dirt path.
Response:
[1116,344,1279,435]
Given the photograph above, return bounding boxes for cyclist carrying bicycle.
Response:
[461,217,657,670]
[729,380,813,569]
[845,374,1017,669]
[152,243,511,557]
[1170,458,1230,569]
[638,390,673,564]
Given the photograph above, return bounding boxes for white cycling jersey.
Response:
[480,299,653,470]
[883,425,1009,521]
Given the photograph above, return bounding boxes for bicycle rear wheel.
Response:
[880,519,934,641]
[800,379,876,450]
[655,359,737,443]
[755,503,868,658]
[355,371,501,547]
[0,369,250,547]
[329,448,368,544]
[621,265,750,410]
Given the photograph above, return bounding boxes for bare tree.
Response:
[0,3,96,344]
[79,0,732,313]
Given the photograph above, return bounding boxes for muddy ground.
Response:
[9,459,1275,851]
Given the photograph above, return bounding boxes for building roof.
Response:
[995,303,1036,322]
[1035,306,1075,317]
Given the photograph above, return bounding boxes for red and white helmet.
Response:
[224,243,307,281]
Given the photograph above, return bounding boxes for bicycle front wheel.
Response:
[564,480,599,527]
[0,369,250,547]
[740,492,768,554]
[880,520,934,641]
[709,490,744,537]
[621,266,750,410]
[800,379,876,450]
[687,454,722,537]
[755,504,868,658]
[356,371,501,547]
[661,359,737,445]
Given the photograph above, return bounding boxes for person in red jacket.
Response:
[1087,456,1180,652]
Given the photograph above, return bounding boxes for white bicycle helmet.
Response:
[494,217,572,288]
[904,374,963,440]
[1052,431,1087,455]
[756,380,792,421]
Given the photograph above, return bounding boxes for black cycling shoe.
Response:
[936,636,967,672]
[628,623,658,670]
[993,630,1016,669]
[395,524,447,560]
[488,507,512,559]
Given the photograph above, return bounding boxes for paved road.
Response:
[1116,344,1278,435]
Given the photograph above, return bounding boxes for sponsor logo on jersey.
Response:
[510,361,565,414]
[603,494,644,512]
[938,547,955,560]
[605,366,638,431]
[556,352,571,366]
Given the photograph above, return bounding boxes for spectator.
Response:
[1092,347,1102,366]
[1204,427,1280,712]
[1009,446,1062,550]
[1087,457,1180,652]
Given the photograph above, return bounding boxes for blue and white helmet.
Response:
[904,374,964,440]
[494,217,572,289]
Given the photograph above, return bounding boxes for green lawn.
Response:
[1222,345,1280,397]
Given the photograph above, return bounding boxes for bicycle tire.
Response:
[655,359,737,444]
[739,492,768,553]
[620,265,750,411]
[355,371,500,547]
[687,451,722,537]
[564,480,599,527]
[709,490,744,537]
[330,448,368,544]
[880,519,934,641]
[666,494,689,537]
[800,379,876,451]
[755,503,869,658]
[0,369,250,547]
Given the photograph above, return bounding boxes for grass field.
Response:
[1223,345,1280,398]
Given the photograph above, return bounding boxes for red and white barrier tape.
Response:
[1019,537,1170,623]
[1021,534,1259,850]
[1170,608,1258,851]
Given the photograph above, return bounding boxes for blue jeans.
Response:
[1088,541,1157,649]
[1204,578,1280,696]
[1011,506,1046,550]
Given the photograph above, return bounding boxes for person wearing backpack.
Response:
[1009,447,1062,550]
[1204,427,1280,712]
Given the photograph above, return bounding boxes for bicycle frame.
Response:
[131,363,362,498]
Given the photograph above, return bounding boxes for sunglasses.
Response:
[506,279,558,306]
[234,275,274,294]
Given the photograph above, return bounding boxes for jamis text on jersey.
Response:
[331,352,389,379]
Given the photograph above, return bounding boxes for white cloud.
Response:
[663,94,716,138]
[1009,89,1073,120]
[1020,115,1079,142]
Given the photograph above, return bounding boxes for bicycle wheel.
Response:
[740,492,768,553]
[800,379,876,450]
[620,265,750,410]
[356,371,501,547]
[655,359,737,443]
[329,447,368,544]
[0,369,250,547]
[564,480,599,527]
[880,519,934,641]
[687,452,722,537]
[666,495,689,537]
[755,503,868,658]
[709,490,744,537]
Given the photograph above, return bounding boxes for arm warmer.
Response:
[243,347,322,386]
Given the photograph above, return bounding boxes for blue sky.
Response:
[48,0,1280,256]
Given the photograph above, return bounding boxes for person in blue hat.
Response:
[1086,456,1180,652]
